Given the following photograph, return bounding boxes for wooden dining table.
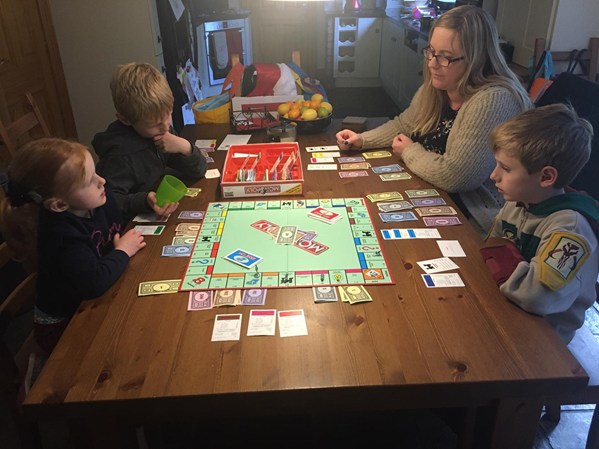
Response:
[24,118,588,449]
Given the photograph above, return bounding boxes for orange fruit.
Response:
[288,108,300,119]
[310,100,321,109]
[311,93,324,103]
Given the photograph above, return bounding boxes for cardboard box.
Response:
[221,143,303,198]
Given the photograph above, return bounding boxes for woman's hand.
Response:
[335,129,363,151]
[391,133,414,158]
[113,229,146,257]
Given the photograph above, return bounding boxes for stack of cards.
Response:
[224,249,263,269]
[338,285,373,304]
[307,207,342,224]
[367,192,403,203]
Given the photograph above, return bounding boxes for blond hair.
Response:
[0,138,89,256]
[491,103,593,187]
[414,5,531,134]
[110,62,174,124]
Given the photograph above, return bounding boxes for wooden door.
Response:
[0,0,76,150]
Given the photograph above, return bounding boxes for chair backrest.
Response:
[536,72,599,200]
[533,37,599,83]
[0,91,52,165]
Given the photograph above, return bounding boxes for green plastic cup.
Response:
[155,175,187,207]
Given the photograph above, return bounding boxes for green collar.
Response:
[525,192,599,220]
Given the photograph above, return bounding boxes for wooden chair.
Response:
[0,241,43,448]
[0,91,52,165]
[533,37,599,83]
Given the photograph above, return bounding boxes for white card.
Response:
[211,314,243,341]
[310,157,335,163]
[217,134,251,151]
[194,139,217,149]
[132,213,169,223]
[307,164,338,171]
[417,257,460,274]
[247,309,277,336]
[133,225,165,235]
[277,309,308,337]
[305,145,340,152]
[311,152,341,158]
[205,168,221,179]
[380,228,441,239]
[422,273,465,288]
[436,240,466,257]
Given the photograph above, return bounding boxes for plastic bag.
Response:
[192,91,231,124]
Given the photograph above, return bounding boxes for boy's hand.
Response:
[147,191,179,219]
[336,129,363,151]
[154,132,192,155]
[113,229,146,257]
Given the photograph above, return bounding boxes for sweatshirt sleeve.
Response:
[165,137,208,183]
[400,87,525,193]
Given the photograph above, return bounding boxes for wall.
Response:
[49,0,159,146]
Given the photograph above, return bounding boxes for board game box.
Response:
[221,143,303,198]
[180,197,394,290]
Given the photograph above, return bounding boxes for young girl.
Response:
[0,138,146,354]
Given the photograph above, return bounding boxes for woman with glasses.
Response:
[336,5,531,231]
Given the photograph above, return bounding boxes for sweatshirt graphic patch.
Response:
[540,232,589,291]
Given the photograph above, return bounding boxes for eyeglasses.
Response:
[422,47,465,67]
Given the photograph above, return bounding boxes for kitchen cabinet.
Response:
[333,17,382,84]
[379,18,426,110]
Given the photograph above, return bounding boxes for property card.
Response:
[339,170,369,178]
[379,211,418,222]
[372,164,404,174]
[307,164,338,171]
[247,309,277,336]
[411,198,447,207]
[415,206,457,216]
[178,210,205,220]
[437,240,466,258]
[311,152,341,158]
[133,225,165,235]
[217,134,251,151]
[405,189,439,198]
[310,157,335,164]
[422,273,465,288]
[362,150,392,159]
[161,244,192,257]
[338,156,365,163]
[423,216,462,226]
[205,169,221,179]
[241,289,267,306]
[312,286,338,303]
[417,257,460,274]
[224,249,263,269]
[277,309,308,337]
[187,291,213,311]
[194,139,217,150]
[133,213,169,223]
[305,145,340,152]
[138,280,180,296]
[380,228,441,239]
[211,314,243,341]
[380,172,412,181]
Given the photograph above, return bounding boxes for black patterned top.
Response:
[410,104,458,155]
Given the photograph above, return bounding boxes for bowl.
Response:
[282,115,332,134]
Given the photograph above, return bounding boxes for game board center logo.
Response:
[245,185,281,195]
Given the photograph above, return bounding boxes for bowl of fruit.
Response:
[276,94,333,134]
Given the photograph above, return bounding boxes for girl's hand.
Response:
[113,229,146,257]
[147,192,179,219]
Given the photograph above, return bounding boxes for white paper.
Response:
[205,168,221,179]
[417,257,460,274]
[278,309,308,337]
[211,314,242,341]
[422,273,465,288]
[247,309,277,336]
[307,164,338,171]
[217,134,251,151]
[305,145,340,152]
[132,213,168,223]
[168,0,185,21]
[437,240,466,257]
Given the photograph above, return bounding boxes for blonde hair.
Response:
[491,103,593,187]
[110,62,174,124]
[0,138,89,256]
[414,5,531,134]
